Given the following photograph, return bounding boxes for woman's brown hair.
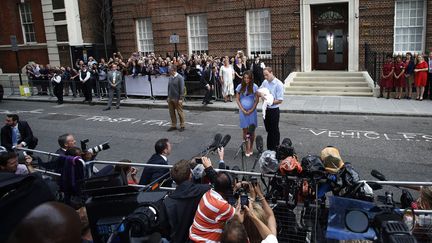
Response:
[240,70,254,95]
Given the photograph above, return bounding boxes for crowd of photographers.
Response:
[1,114,432,243]
[23,50,266,105]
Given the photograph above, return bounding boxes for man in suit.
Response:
[1,114,37,151]
[167,64,186,132]
[200,65,217,105]
[37,133,77,173]
[103,64,122,111]
[250,55,265,86]
[139,138,172,187]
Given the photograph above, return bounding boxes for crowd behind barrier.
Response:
[15,50,280,103]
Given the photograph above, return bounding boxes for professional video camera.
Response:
[88,192,166,243]
[81,139,110,154]
[328,196,417,243]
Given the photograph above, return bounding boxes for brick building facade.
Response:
[112,0,432,74]
[0,0,48,73]
[0,0,113,73]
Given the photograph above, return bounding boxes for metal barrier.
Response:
[17,148,432,187]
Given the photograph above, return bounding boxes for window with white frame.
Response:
[136,18,154,54]
[187,14,208,55]
[394,0,426,54]
[247,9,271,57]
[19,3,36,43]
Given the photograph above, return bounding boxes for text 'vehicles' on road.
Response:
[301,128,432,142]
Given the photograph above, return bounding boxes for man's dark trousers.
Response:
[82,81,92,101]
[203,85,213,103]
[264,107,280,151]
[53,83,63,103]
[107,86,121,108]
[426,72,432,99]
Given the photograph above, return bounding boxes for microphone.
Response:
[207,133,222,151]
[256,135,264,153]
[210,134,230,153]
[219,134,231,148]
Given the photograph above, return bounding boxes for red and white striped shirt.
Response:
[189,189,235,242]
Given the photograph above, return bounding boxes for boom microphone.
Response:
[256,135,264,153]
[208,133,223,150]
[219,134,231,148]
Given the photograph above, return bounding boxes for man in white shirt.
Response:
[79,64,93,105]
[258,67,284,151]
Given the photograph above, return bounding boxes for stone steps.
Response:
[284,90,374,96]
[290,81,368,87]
[285,71,374,97]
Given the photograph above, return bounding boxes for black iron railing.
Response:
[364,43,387,87]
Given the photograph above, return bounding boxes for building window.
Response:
[394,0,426,54]
[53,12,66,21]
[136,18,154,54]
[55,25,69,42]
[52,0,65,10]
[187,14,208,55]
[247,9,271,57]
[19,3,36,43]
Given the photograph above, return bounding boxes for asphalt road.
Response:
[1,100,431,185]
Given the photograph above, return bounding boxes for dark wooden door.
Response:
[312,3,348,70]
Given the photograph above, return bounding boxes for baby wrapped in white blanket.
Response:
[257,87,274,119]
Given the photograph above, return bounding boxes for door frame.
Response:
[300,0,359,72]
[311,3,348,70]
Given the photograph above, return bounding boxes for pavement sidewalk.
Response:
[2,92,432,117]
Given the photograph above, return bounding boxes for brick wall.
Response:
[111,0,431,72]
[0,0,46,45]
[358,0,395,70]
[426,0,432,53]
[79,0,104,44]
[0,48,49,73]
[112,0,301,69]
[0,0,48,73]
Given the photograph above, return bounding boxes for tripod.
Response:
[234,137,249,171]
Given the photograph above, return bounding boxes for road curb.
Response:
[3,96,432,118]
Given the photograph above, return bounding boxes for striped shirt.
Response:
[189,189,235,242]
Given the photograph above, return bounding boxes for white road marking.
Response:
[301,128,432,143]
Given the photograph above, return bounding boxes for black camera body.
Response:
[275,138,295,160]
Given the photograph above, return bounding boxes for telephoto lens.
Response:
[88,142,110,154]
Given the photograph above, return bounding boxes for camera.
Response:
[81,139,110,154]
[233,183,250,209]
[276,138,295,160]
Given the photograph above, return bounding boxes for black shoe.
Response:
[167,127,177,132]
[206,101,213,104]
[82,99,87,103]
[116,106,120,109]
[103,107,110,111]
[179,127,185,132]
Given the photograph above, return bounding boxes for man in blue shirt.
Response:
[259,67,284,151]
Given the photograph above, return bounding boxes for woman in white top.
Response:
[219,58,235,102]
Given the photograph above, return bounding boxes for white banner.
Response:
[125,75,169,96]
